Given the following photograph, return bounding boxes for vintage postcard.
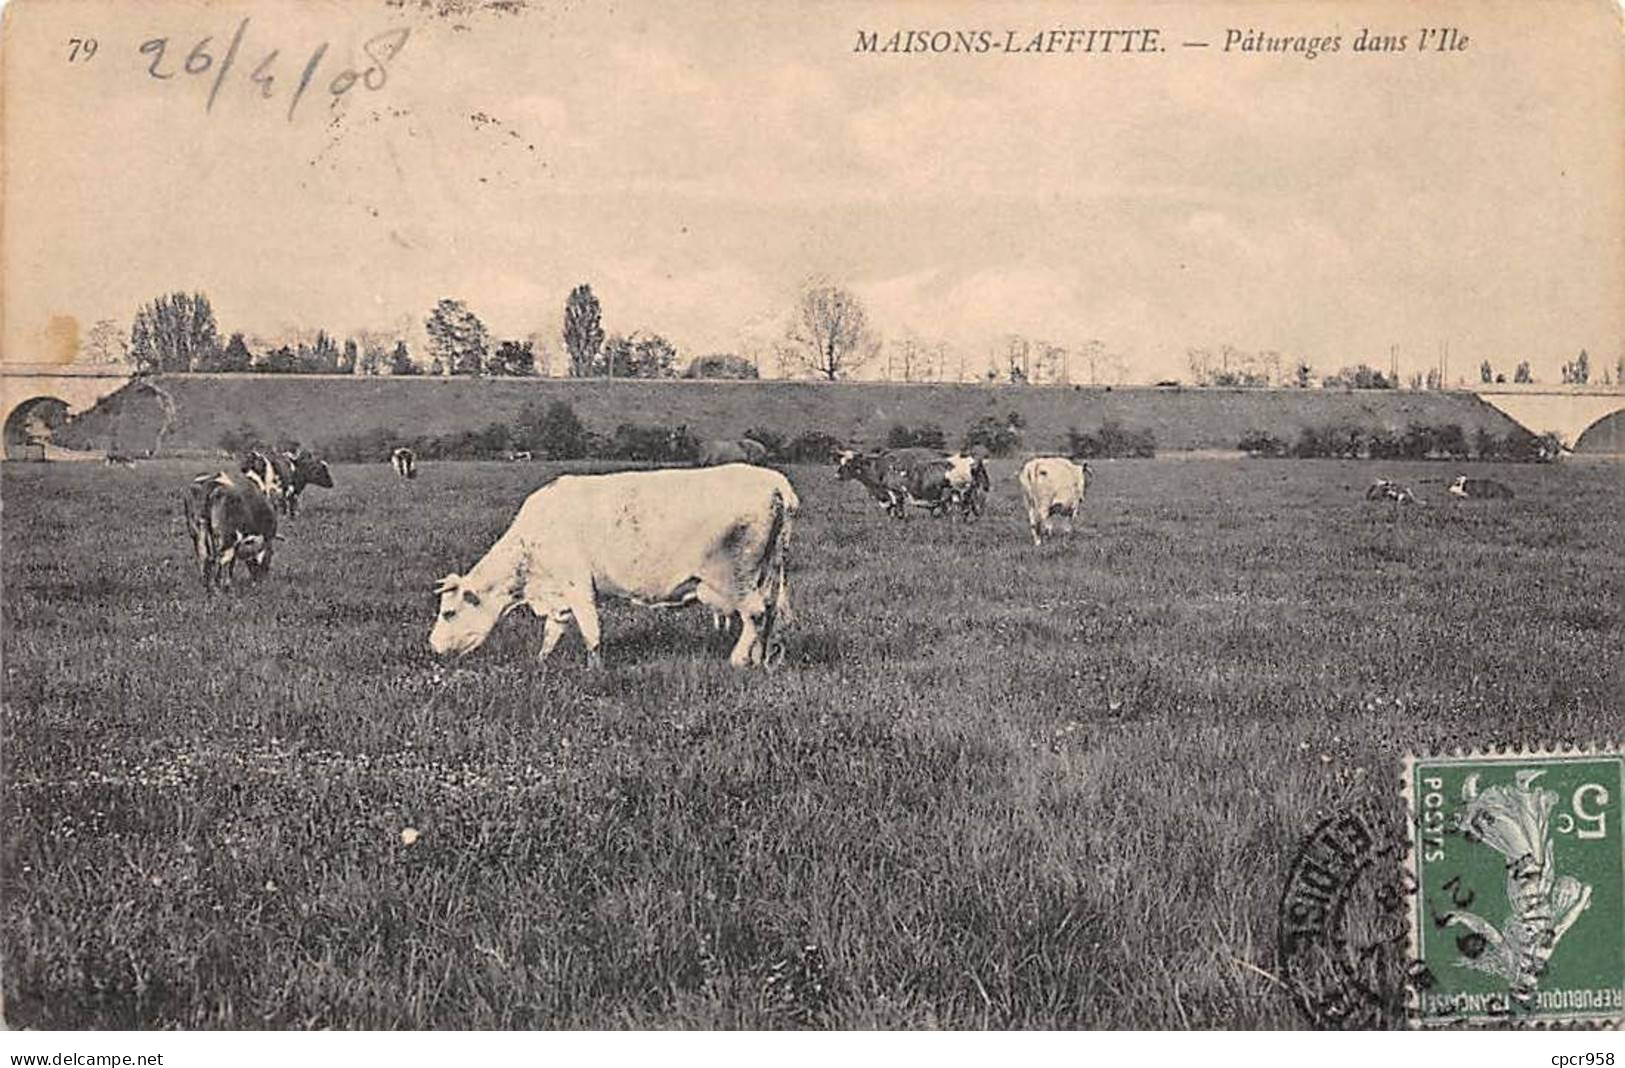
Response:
[1,0,1621,1038]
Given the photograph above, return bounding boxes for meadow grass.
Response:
[2,456,1619,1028]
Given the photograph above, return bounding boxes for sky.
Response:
[2,0,1621,383]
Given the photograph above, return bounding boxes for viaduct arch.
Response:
[1474,387,1625,453]
[0,365,135,459]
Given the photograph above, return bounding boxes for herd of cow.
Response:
[177,438,1514,669]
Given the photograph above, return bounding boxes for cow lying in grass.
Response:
[429,463,798,669]
[183,469,281,591]
[697,437,769,466]
[1449,475,1515,500]
[1366,478,1423,504]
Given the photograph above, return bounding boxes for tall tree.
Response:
[563,284,604,378]
[217,332,253,372]
[489,339,537,376]
[1514,361,1533,384]
[598,332,678,378]
[425,299,491,377]
[340,338,359,375]
[128,291,220,372]
[297,330,341,373]
[388,340,418,376]
[81,318,127,365]
[1479,359,1493,384]
[782,282,876,381]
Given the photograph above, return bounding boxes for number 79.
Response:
[67,37,99,62]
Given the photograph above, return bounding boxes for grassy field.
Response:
[2,455,1619,1029]
[56,374,1525,459]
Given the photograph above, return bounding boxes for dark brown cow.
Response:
[834,447,957,519]
[183,471,280,590]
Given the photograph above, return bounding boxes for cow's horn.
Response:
[434,573,460,594]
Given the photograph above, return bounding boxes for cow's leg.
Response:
[561,587,602,668]
[201,546,217,590]
[537,612,570,663]
[1028,506,1043,546]
[695,583,737,644]
[728,590,769,667]
[192,531,213,588]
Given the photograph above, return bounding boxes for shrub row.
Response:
[883,412,1035,458]
[304,402,850,466]
[1067,420,1157,459]
[1239,423,1561,462]
[300,406,1161,465]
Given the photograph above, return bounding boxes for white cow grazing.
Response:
[1018,457,1089,546]
[429,464,798,669]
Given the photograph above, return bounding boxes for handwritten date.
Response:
[137,20,410,120]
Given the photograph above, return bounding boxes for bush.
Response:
[1433,423,1469,462]
[684,353,758,379]
[316,427,398,464]
[417,423,512,461]
[1238,429,1288,458]
[218,423,262,455]
[515,400,587,460]
[1263,421,1516,461]
[743,427,787,461]
[783,431,843,464]
[1499,428,1561,463]
[610,422,682,463]
[962,414,1024,457]
[1069,420,1156,459]
[667,425,700,463]
[887,423,946,451]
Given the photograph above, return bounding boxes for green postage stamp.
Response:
[1406,749,1624,1027]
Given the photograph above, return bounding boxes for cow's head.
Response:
[1448,475,1468,497]
[297,454,334,488]
[429,572,505,657]
[834,449,862,480]
[235,531,271,566]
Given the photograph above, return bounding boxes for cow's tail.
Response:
[760,483,798,632]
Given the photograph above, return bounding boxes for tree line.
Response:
[74,285,1618,388]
